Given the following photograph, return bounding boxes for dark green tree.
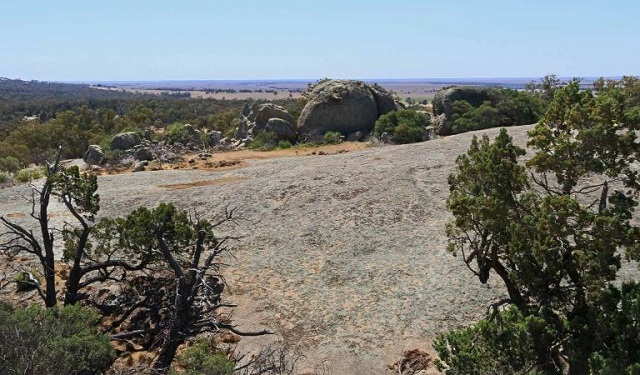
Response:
[439,77,640,374]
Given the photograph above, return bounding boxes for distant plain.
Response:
[90,77,604,101]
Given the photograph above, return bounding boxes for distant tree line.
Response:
[0,78,305,167]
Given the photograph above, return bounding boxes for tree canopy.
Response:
[438,77,640,374]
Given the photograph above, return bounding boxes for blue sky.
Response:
[1,0,638,81]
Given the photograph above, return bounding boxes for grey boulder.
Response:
[134,147,154,161]
[83,145,105,166]
[297,79,401,142]
[110,132,142,151]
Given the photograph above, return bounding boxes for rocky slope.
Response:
[0,125,534,374]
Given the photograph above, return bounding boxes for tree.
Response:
[131,203,272,373]
[525,74,562,104]
[86,203,272,373]
[449,89,544,134]
[440,78,640,374]
[0,151,156,307]
[0,151,65,307]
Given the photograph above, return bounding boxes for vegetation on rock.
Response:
[434,87,544,135]
[373,109,431,144]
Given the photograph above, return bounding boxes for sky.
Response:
[1,0,639,81]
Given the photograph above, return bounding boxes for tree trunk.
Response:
[64,266,82,305]
[152,327,186,374]
[43,256,57,308]
[40,179,57,308]
[152,277,193,374]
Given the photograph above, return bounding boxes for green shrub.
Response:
[374,109,431,144]
[164,123,195,145]
[434,307,545,375]
[248,131,279,150]
[200,131,212,147]
[164,123,188,144]
[15,167,43,183]
[276,140,293,149]
[0,304,115,375]
[323,131,343,145]
[0,171,11,184]
[0,156,20,173]
[172,339,234,375]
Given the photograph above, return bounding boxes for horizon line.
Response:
[57,76,621,84]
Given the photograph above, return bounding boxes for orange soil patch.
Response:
[98,142,369,176]
[4,212,26,218]
[159,176,249,191]
[203,142,369,163]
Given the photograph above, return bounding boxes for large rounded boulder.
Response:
[432,86,490,135]
[235,103,297,143]
[110,132,142,151]
[297,80,401,141]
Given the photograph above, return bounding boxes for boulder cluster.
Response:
[235,79,402,144]
[235,102,297,144]
[83,131,183,172]
[83,79,406,170]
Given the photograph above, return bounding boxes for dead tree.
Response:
[0,151,64,307]
[146,204,272,374]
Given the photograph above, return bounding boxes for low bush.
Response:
[0,304,115,375]
[323,131,343,145]
[248,131,279,150]
[164,123,189,145]
[15,167,43,183]
[434,307,541,374]
[373,109,431,144]
[0,171,11,184]
[171,339,234,375]
[276,140,293,149]
[0,156,20,173]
